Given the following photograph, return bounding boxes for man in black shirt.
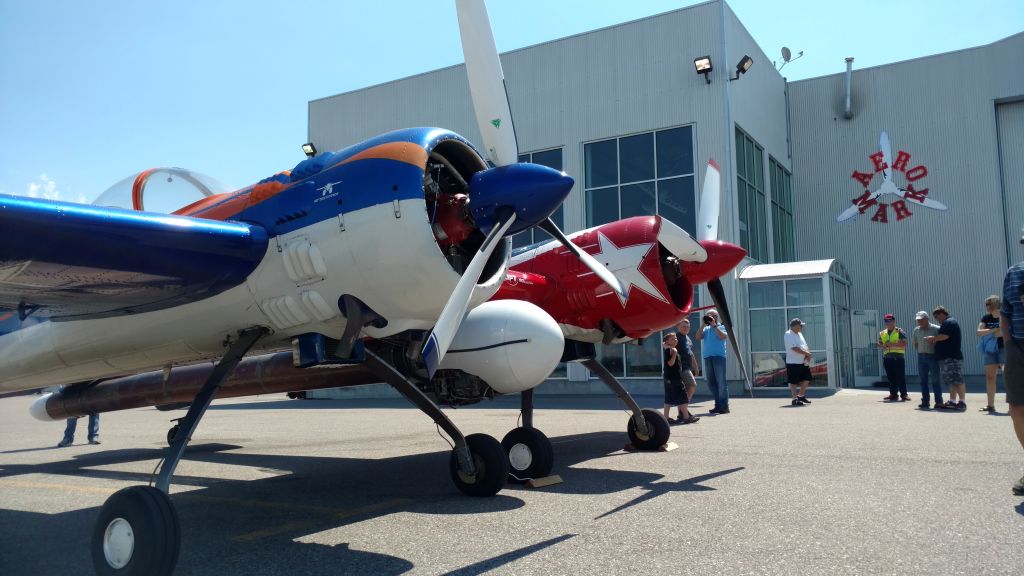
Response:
[927,306,966,410]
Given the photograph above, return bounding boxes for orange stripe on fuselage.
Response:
[175,142,426,221]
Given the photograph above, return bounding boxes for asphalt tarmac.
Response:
[1,389,1022,575]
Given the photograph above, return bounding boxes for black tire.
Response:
[92,486,181,576]
[627,409,671,451]
[501,427,554,483]
[166,425,179,446]
[449,433,509,497]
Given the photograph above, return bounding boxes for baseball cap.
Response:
[883,313,895,321]
[915,311,928,320]
[790,318,805,327]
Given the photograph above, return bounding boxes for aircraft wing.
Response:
[0,194,269,323]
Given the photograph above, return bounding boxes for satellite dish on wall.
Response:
[776,47,804,70]
[781,47,792,62]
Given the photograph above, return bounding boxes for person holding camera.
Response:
[697,309,730,414]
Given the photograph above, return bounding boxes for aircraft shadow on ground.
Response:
[0,428,715,574]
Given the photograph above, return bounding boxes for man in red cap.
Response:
[878,313,909,401]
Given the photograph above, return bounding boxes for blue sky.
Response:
[1,0,1021,205]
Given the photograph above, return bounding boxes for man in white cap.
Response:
[784,318,813,406]
[912,310,942,409]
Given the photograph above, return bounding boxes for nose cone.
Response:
[686,240,747,285]
[469,163,573,236]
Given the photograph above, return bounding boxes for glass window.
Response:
[736,127,767,262]
[657,127,693,178]
[750,308,786,351]
[586,187,618,227]
[585,140,617,188]
[621,181,657,220]
[752,352,787,387]
[596,343,624,377]
[619,133,654,183]
[531,149,562,171]
[657,176,696,236]
[749,281,784,308]
[788,305,825,350]
[626,336,662,377]
[787,278,823,307]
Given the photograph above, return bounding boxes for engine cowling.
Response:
[438,300,563,394]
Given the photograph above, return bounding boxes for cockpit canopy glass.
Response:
[92,168,232,214]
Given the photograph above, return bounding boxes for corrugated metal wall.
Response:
[788,33,1024,376]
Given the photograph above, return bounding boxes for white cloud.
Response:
[16,174,83,202]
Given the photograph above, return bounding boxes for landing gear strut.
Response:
[91,327,267,576]
[503,389,554,483]
[578,352,670,450]
[364,350,508,496]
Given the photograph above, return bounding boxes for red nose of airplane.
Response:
[684,240,747,285]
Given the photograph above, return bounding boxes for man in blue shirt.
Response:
[927,306,965,410]
[1001,231,1024,495]
[697,309,730,414]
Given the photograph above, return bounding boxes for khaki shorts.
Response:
[1005,338,1024,406]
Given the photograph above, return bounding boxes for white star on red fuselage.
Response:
[587,232,667,307]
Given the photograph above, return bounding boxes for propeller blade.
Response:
[879,131,893,183]
[455,0,518,167]
[538,218,628,302]
[422,208,517,377]
[657,217,708,262]
[707,278,752,396]
[836,203,862,223]
[897,189,948,211]
[696,159,721,242]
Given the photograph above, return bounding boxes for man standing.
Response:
[675,318,700,420]
[927,306,966,410]
[1000,232,1024,495]
[878,313,909,402]
[912,310,943,409]
[57,413,100,447]
[697,309,730,414]
[784,318,813,406]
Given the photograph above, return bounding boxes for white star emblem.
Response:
[588,232,667,307]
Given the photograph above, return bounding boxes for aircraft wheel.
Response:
[92,486,180,576]
[449,433,509,497]
[501,427,554,483]
[627,409,671,451]
[166,425,179,446]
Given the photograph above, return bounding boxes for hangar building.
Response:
[307,1,1024,395]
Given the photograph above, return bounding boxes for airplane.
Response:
[836,130,948,222]
[29,159,750,486]
[0,1,630,573]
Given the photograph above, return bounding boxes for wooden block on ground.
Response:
[623,443,637,452]
[525,475,563,488]
[659,442,679,452]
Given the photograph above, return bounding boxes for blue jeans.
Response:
[704,355,728,410]
[62,414,100,443]
[918,354,942,405]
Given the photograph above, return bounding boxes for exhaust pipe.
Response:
[30,352,379,421]
[844,57,854,119]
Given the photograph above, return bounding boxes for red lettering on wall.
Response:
[869,151,888,173]
[870,203,889,223]
[851,170,874,188]
[903,184,928,203]
[851,190,878,214]
[906,165,928,182]
[892,151,911,172]
[892,200,912,220]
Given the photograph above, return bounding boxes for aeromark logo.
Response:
[836,131,947,224]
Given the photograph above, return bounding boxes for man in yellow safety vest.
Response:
[879,313,909,401]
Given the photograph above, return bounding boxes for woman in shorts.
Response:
[978,295,1005,413]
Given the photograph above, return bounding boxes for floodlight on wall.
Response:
[729,55,754,81]
[694,55,713,84]
[301,142,317,158]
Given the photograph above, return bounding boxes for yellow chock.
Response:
[525,475,563,488]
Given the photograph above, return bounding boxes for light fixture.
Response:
[694,56,713,84]
[730,55,754,81]
[301,142,317,158]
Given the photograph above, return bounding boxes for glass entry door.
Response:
[851,309,880,387]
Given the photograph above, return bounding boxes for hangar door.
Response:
[998,101,1024,266]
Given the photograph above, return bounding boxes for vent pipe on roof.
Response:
[844,57,854,120]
